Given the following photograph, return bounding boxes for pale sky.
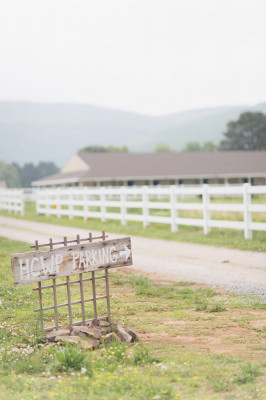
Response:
[0,0,265,116]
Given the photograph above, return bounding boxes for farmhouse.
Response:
[31,151,266,187]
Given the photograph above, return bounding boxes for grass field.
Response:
[1,200,266,252]
[0,236,265,399]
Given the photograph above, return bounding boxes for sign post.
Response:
[11,232,132,331]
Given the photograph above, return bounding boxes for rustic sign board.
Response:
[11,237,132,286]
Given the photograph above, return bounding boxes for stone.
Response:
[99,320,110,327]
[79,339,94,350]
[125,326,139,342]
[115,324,132,343]
[60,323,71,331]
[103,332,120,343]
[70,326,87,338]
[92,339,100,349]
[100,327,111,335]
[55,336,80,345]
[47,329,70,342]
[70,326,101,340]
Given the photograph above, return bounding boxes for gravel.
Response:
[0,216,265,299]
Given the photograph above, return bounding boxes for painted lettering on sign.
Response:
[11,237,132,286]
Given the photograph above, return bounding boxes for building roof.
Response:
[32,151,266,186]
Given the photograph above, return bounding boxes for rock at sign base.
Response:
[79,339,94,350]
[55,336,80,345]
[99,320,110,327]
[47,329,70,342]
[54,335,99,350]
[125,326,139,342]
[100,327,111,335]
[116,324,132,343]
[71,326,101,340]
[103,332,120,343]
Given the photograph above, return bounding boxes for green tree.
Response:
[203,141,218,152]
[0,161,21,188]
[181,141,202,152]
[13,162,59,187]
[79,145,128,153]
[220,112,266,150]
[154,143,172,152]
[107,145,128,153]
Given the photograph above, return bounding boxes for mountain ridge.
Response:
[0,101,265,165]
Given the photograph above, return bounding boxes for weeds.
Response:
[208,302,226,312]
[102,343,127,362]
[211,378,230,392]
[53,344,87,372]
[133,345,160,365]
[194,301,208,311]
[234,362,260,384]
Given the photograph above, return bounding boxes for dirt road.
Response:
[0,216,265,297]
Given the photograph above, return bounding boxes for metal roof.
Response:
[32,151,266,185]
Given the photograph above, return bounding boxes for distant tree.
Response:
[202,141,218,152]
[35,162,60,180]
[154,143,172,152]
[181,141,217,152]
[0,161,21,188]
[181,141,202,152]
[107,145,128,153]
[220,112,266,150]
[13,162,59,187]
[79,145,128,153]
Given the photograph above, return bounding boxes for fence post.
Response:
[57,190,61,218]
[83,188,88,221]
[170,186,178,232]
[46,191,50,217]
[69,192,74,220]
[36,190,39,215]
[121,187,127,226]
[21,191,25,216]
[243,183,252,239]
[203,184,211,235]
[142,186,149,228]
[100,186,106,222]
[8,191,11,214]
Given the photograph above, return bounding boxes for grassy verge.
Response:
[1,201,266,252]
[0,236,265,399]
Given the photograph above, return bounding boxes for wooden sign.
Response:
[11,237,132,286]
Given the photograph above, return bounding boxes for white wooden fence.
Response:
[36,184,266,239]
[0,189,24,215]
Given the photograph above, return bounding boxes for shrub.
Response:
[53,344,87,372]
[134,345,160,365]
[211,379,230,392]
[234,362,260,384]
[208,302,226,312]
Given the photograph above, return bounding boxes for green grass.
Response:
[1,201,266,252]
[0,236,266,399]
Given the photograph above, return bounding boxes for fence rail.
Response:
[0,189,24,215]
[36,184,266,239]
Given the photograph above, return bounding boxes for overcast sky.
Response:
[0,0,265,116]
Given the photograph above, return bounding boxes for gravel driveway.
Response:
[0,216,265,297]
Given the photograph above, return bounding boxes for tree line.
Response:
[0,161,59,188]
[155,112,266,152]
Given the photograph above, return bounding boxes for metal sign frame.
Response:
[11,231,132,331]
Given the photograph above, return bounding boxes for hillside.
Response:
[0,101,265,165]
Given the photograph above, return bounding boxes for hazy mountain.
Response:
[0,101,265,166]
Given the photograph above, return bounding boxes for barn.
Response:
[32,151,266,188]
